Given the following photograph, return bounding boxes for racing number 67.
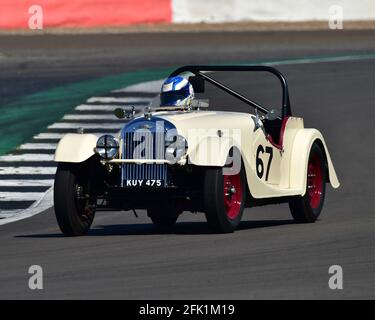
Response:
[256,145,273,181]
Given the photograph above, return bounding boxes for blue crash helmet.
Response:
[160,76,194,107]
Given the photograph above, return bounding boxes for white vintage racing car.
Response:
[53,65,340,236]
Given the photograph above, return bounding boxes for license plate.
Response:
[124,179,163,187]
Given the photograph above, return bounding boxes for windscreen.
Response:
[160,89,187,106]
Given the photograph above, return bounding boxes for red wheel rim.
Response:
[223,173,243,219]
[307,154,323,209]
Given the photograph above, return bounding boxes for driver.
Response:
[160,76,194,108]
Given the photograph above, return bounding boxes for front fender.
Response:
[290,129,340,194]
[54,133,98,163]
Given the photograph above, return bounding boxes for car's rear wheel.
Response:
[54,162,96,236]
[147,203,182,228]
[289,143,326,223]
[204,156,246,233]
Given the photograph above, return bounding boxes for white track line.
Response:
[75,104,146,111]
[87,97,151,104]
[0,180,54,187]
[48,122,123,129]
[0,192,46,201]
[113,79,162,93]
[0,167,56,175]
[63,114,120,120]
[19,143,57,150]
[0,212,18,218]
[34,133,65,140]
[75,104,124,111]
[34,132,107,140]
[0,187,53,225]
[0,154,54,162]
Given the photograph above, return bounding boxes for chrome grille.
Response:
[121,131,167,186]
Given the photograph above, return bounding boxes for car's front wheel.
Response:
[54,162,96,236]
[289,143,326,223]
[203,159,246,233]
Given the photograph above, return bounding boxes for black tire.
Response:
[289,143,326,223]
[204,158,246,233]
[147,203,181,228]
[54,162,96,236]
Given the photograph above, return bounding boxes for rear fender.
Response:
[290,129,340,194]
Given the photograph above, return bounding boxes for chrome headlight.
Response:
[95,135,119,159]
[165,135,187,162]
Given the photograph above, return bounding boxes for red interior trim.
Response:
[267,117,289,150]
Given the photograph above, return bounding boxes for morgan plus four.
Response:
[53,65,340,236]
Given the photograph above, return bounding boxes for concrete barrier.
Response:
[172,0,375,23]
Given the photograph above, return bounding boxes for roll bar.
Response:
[169,65,292,119]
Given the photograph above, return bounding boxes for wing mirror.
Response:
[189,75,205,93]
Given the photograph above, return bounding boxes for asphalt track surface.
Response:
[1,31,375,299]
